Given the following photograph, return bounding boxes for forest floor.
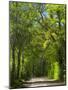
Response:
[21,77,66,88]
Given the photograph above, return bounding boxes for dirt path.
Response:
[27,77,55,82]
[21,77,65,88]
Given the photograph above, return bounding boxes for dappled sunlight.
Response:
[9,1,66,89]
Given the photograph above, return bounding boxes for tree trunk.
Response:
[59,61,64,81]
[21,50,24,78]
[10,47,15,86]
[17,49,21,79]
[32,63,34,77]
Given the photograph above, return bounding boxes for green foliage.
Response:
[9,2,66,88]
[53,62,60,80]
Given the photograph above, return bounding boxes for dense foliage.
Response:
[9,2,66,88]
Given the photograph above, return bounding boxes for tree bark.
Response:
[17,49,21,79]
[10,46,15,86]
[21,49,24,78]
